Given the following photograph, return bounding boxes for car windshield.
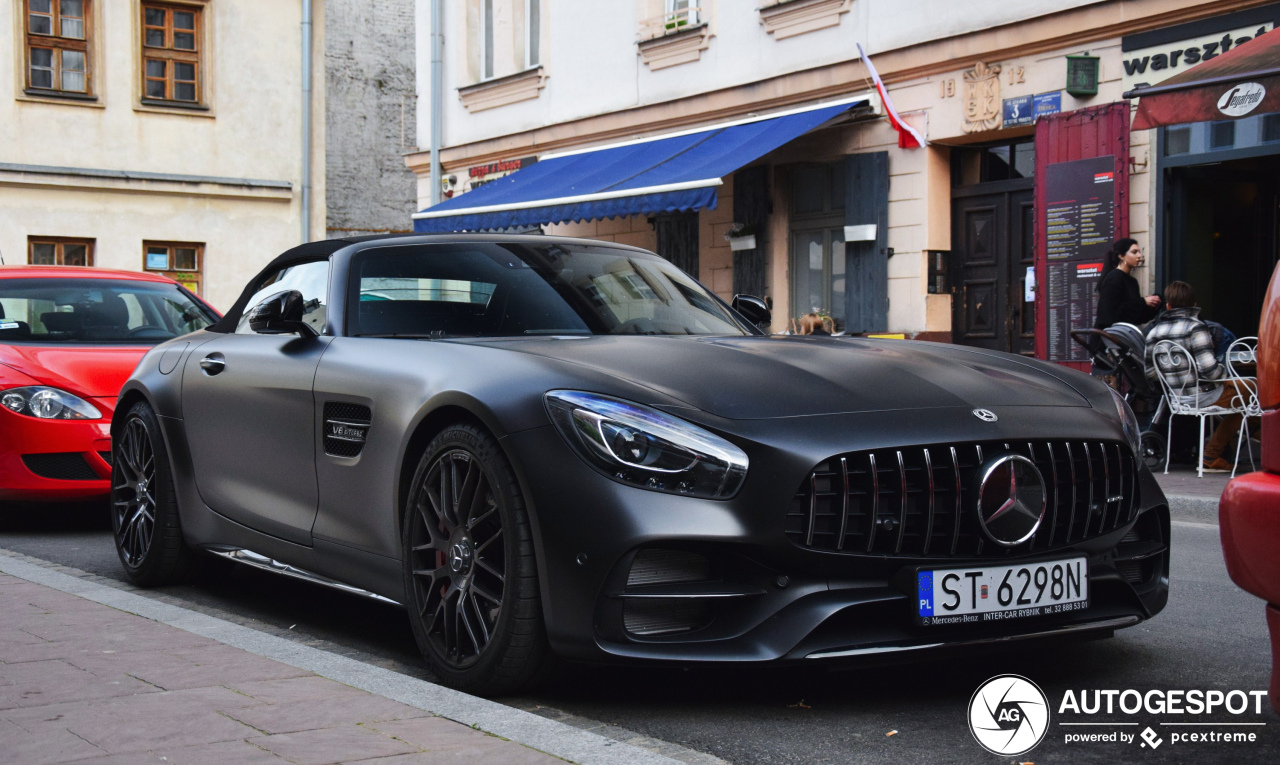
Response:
[351,243,750,338]
[0,278,217,345]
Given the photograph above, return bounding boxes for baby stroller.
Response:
[1070,324,1168,469]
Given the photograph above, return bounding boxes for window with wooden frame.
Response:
[28,237,95,266]
[140,2,203,105]
[143,241,204,295]
[23,0,94,98]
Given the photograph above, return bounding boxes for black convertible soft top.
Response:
[207,236,396,334]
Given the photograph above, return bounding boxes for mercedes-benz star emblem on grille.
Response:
[972,409,998,422]
[976,454,1046,546]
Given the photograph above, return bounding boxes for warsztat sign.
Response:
[1120,4,1279,92]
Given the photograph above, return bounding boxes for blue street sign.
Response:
[1003,95,1034,127]
[1034,91,1063,118]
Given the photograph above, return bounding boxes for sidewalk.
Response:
[1153,466,1235,523]
[0,553,682,765]
[0,572,564,764]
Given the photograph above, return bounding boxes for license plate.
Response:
[916,557,1088,626]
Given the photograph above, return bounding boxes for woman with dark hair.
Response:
[1094,238,1161,331]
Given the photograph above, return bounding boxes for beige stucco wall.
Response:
[416,0,1238,335]
[0,0,325,311]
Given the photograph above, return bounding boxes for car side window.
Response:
[235,260,330,335]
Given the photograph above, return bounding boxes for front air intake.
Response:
[323,402,372,458]
[22,453,99,481]
[626,549,711,587]
[623,600,713,636]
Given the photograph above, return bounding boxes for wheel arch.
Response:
[111,383,155,441]
[395,392,553,631]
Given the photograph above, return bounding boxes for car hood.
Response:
[481,335,1092,419]
[0,344,146,397]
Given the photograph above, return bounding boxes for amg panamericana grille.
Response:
[786,440,1139,558]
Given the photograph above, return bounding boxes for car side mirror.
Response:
[731,294,771,329]
[248,290,318,337]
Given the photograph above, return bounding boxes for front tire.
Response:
[402,423,551,695]
[112,400,192,586]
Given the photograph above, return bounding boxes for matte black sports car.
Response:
[112,234,1169,694]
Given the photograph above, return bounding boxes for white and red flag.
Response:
[856,42,925,149]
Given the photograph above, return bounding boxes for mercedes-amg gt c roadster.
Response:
[112,234,1169,694]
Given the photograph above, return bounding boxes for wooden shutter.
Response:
[844,151,889,334]
[654,212,699,277]
[731,165,770,298]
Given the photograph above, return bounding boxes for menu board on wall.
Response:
[1043,155,1116,362]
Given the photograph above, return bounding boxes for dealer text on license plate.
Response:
[916,557,1088,626]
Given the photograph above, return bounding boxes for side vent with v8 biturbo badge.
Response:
[323,402,372,458]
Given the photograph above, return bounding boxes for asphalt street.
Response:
[1,501,1275,765]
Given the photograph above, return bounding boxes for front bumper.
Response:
[502,404,1170,664]
[0,400,114,501]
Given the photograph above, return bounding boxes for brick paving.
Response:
[0,573,564,765]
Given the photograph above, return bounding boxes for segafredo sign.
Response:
[1218,83,1268,117]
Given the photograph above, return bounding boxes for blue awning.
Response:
[413,99,866,233]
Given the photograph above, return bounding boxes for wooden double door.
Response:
[951,180,1036,356]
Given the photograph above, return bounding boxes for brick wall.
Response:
[545,215,658,251]
[698,179,735,302]
[324,0,418,237]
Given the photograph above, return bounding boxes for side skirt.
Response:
[205,547,402,607]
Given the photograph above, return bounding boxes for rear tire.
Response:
[111,400,193,586]
[402,423,551,695]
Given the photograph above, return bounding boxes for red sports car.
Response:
[0,266,219,503]
[1220,262,1280,712]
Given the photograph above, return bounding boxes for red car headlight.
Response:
[1,386,102,420]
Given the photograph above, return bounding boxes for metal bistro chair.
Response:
[1150,339,1249,478]
[1226,336,1262,477]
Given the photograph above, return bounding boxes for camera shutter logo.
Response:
[968,675,1050,756]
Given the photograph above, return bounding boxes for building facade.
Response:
[2,0,416,311]
[324,0,418,239]
[407,0,1280,361]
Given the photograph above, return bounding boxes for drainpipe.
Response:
[430,0,443,206]
[301,0,313,241]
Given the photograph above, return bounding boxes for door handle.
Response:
[199,354,225,376]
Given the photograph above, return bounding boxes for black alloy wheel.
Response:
[403,423,551,695]
[111,400,192,586]
[114,416,156,567]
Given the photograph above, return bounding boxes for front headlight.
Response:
[0,386,102,420]
[1108,386,1141,456]
[546,390,748,499]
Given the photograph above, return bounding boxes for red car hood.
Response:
[0,344,147,397]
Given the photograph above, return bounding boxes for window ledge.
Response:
[135,99,215,118]
[458,67,547,113]
[637,24,711,71]
[18,89,102,108]
[758,0,851,40]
